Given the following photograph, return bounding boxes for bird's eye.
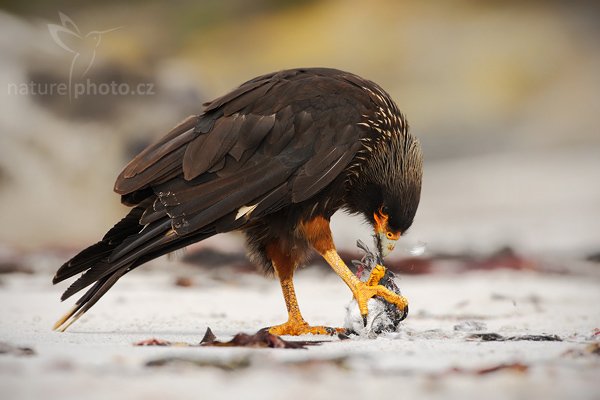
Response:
[386,232,394,239]
[381,206,389,216]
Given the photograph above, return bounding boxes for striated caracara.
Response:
[53,67,423,335]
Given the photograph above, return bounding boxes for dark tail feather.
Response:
[60,221,172,302]
[53,208,218,331]
[53,226,175,331]
[53,268,128,332]
[53,205,147,284]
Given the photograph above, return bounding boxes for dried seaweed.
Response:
[134,327,324,350]
[459,363,529,375]
[134,338,172,346]
[146,356,252,371]
[174,277,194,287]
[199,328,323,349]
[467,333,562,342]
[146,354,350,371]
[587,343,600,355]
[200,327,217,344]
[562,343,600,358]
[0,342,35,356]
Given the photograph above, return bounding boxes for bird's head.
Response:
[347,122,423,258]
[365,183,421,257]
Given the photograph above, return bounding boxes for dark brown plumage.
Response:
[53,67,423,333]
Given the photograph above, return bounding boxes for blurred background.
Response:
[2,4,599,398]
[0,0,598,266]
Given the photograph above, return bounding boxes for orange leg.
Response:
[300,216,408,322]
[266,242,342,336]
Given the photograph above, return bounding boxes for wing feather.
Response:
[172,156,301,235]
[120,115,199,180]
[291,142,361,202]
[229,114,276,161]
[183,117,237,180]
[114,146,186,195]
[114,69,373,240]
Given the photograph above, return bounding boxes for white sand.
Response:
[1,264,598,400]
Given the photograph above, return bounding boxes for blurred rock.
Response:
[1,2,599,259]
[0,12,204,248]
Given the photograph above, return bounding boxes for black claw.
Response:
[362,314,368,327]
[399,305,409,322]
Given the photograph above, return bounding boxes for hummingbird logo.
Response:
[48,12,120,99]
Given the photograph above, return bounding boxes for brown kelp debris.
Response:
[0,342,36,356]
[146,355,252,371]
[562,343,600,358]
[323,249,431,275]
[146,354,350,372]
[135,338,173,346]
[469,363,529,375]
[321,246,539,275]
[174,277,194,287]
[460,247,537,271]
[586,252,600,263]
[200,327,324,349]
[432,362,529,379]
[587,343,600,355]
[182,248,254,272]
[181,245,572,276]
[134,327,325,350]
[200,327,217,343]
[467,333,562,342]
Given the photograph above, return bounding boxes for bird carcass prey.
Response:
[344,240,408,336]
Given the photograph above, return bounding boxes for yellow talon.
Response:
[367,264,386,286]
[318,248,408,322]
[353,281,409,318]
[354,264,408,318]
[268,318,343,336]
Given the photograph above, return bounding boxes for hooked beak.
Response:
[373,208,401,258]
[377,232,399,257]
